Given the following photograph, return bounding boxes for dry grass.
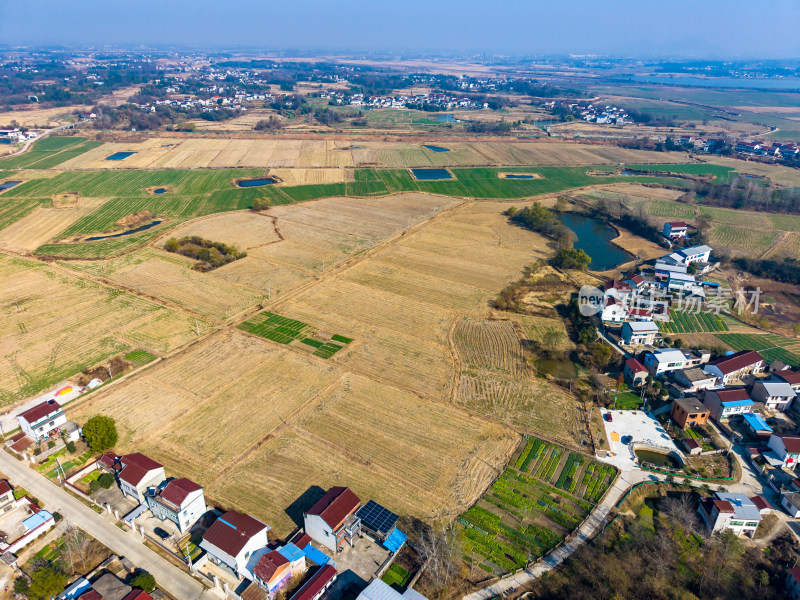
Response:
[0,199,105,253]
[164,211,281,250]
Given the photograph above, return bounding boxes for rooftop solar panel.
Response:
[356,500,398,535]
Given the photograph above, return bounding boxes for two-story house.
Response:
[621,322,659,346]
[644,348,689,376]
[670,397,710,430]
[98,453,166,503]
[17,400,66,442]
[251,545,306,598]
[751,380,797,412]
[145,478,206,533]
[698,492,761,537]
[703,350,765,385]
[623,358,649,387]
[767,433,800,470]
[201,510,270,579]
[0,480,15,514]
[303,486,362,554]
[774,369,800,393]
[663,221,688,240]
[703,388,754,421]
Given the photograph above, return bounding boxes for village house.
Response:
[663,245,712,266]
[698,492,761,537]
[750,380,797,412]
[670,397,710,430]
[98,453,166,503]
[702,350,765,385]
[741,412,772,438]
[703,388,754,421]
[671,367,718,393]
[144,477,206,533]
[0,480,15,513]
[654,259,689,282]
[766,433,800,470]
[623,358,649,387]
[644,348,708,377]
[251,547,305,598]
[663,221,688,240]
[357,579,429,600]
[774,369,800,393]
[621,321,659,346]
[201,510,270,579]
[17,399,66,442]
[287,563,337,600]
[303,486,362,553]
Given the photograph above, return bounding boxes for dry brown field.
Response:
[0,254,204,406]
[163,211,281,250]
[66,196,587,533]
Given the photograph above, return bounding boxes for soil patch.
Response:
[75,356,133,386]
[146,186,174,195]
[116,211,154,228]
[52,193,79,209]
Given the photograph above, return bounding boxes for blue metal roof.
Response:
[742,412,772,432]
[277,542,305,563]
[301,543,331,566]
[382,528,407,554]
[721,399,754,407]
[23,510,52,531]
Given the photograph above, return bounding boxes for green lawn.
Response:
[0,137,100,170]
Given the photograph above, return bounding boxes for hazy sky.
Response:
[2,0,799,58]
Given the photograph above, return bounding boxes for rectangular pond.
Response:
[105,152,136,161]
[411,168,452,180]
[0,181,21,190]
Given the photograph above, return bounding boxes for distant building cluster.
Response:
[543,101,633,125]
[324,90,487,110]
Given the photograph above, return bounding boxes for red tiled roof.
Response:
[122,453,162,472]
[684,439,701,450]
[626,307,652,317]
[715,388,751,402]
[79,592,102,600]
[122,591,153,600]
[291,532,312,548]
[777,434,800,454]
[713,499,734,513]
[19,399,62,424]
[777,370,800,385]
[750,495,772,511]
[159,478,202,507]
[707,350,763,375]
[667,221,687,228]
[306,487,361,530]
[605,279,632,291]
[0,480,12,496]
[253,550,289,583]
[10,435,33,453]
[789,566,800,586]
[97,452,118,470]
[203,510,268,558]
[117,453,163,487]
[289,564,337,600]
[625,358,647,373]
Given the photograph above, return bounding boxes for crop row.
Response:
[661,308,729,334]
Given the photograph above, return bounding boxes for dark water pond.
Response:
[557,213,631,271]
[0,139,11,145]
[436,114,456,122]
[106,152,135,161]
[505,174,535,180]
[237,177,277,187]
[422,145,450,152]
[86,220,163,242]
[0,180,21,190]
[635,449,680,468]
[153,188,168,194]
[411,168,452,180]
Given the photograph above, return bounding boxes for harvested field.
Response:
[707,224,778,256]
[0,254,200,406]
[454,318,527,377]
[510,314,573,352]
[0,198,106,253]
[164,211,281,250]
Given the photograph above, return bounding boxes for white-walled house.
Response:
[17,400,66,442]
[775,370,800,393]
[621,321,659,346]
[663,221,688,239]
[767,434,800,470]
[644,348,689,376]
[98,453,166,503]
[303,486,362,553]
[145,478,206,533]
[201,510,270,579]
[751,380,797,412]
[703,350,765,385]
[698,492,761,537]
[703,388,754,421]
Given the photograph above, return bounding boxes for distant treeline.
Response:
[694,175,800,213]
[725,255,800,286]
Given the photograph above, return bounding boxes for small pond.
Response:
[557,213,631,271]
[153,188,168,194]
[237,177,278,187]
[634,449,680,469]
[505,174,535,180]
[535,358,578,379]
[86,220,163,242]
[0,139,11,145]
[105,152,136,161]
[436,114,456,123]
[0,180,21,190]
[411,168,452,180]
[422,145,450,152]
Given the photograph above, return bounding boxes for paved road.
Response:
[3,123,75,159]
[0,450,210,600]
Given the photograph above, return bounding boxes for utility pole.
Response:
[55,456,66,483]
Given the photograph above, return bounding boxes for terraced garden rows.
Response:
[714,332,800,367]
[659,308,729,334]
[459,437,616,576]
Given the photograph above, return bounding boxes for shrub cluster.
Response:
[164,236,247,271]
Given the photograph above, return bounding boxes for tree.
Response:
[696,213,712,231]
[27,566,66,600]
[82,415,117,452]
[758,569,769,588]
[131,571,156,593]
[164,238,180,253]
[592,343,612,368]
[252,196,271,211]
[673,338,684,348]
[552,248,591,271]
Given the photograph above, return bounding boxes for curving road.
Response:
[0,449,214,600]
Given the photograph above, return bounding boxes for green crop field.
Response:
[0,197,51,230]
[714,332,800,367]
[239,311,349,358]
[124,350,158,366]
[659,308,729,334]
[707,224,778,255]
[35,221,178,259]
[460,437,616,576]
[647,199,695,219]
[0,137,100,170]
[623,163,734,183]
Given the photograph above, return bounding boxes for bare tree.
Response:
[417,519,463,593]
